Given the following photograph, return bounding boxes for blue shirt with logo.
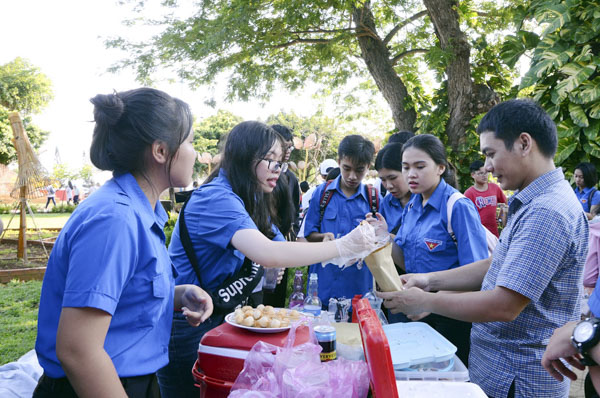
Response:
[302,175,382,305]
[574,186,600,213]
[395,178,488,274]
[36,173,174,378]
[168,169,284,291]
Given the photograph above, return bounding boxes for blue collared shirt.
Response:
[470,168,588,398]
[302,176,382,304]
[395,178,489,274]
[574,186,600,212]
[169,169,284,290]
[36,173,173,378]
[380,194,405,234]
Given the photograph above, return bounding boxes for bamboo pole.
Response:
[18,184,27,261]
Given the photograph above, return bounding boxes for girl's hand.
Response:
[400,273,432,292]
[181,286,214,326]
[277,268,285,284]
[365,212,389,233]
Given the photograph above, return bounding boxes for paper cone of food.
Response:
[364,242,404,292]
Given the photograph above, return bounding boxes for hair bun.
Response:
[90,92,125,127]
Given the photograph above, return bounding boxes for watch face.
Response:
[574,322,595,342]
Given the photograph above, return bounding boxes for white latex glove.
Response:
[326,221,390,268]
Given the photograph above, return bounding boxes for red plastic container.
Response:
[193,322,311,397]
[356,298,399,398]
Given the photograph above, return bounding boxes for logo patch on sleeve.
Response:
[424,239,442,251]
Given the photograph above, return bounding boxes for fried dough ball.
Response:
[252,309,262,319]
[269,318,281,328]
[235,313,245,324]
[241,306,253,312]
[256,304,265,311]
[257,316,271,328]
[242,316,255,327]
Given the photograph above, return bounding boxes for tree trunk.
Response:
[423,0,474,152]
[352,2,416,132]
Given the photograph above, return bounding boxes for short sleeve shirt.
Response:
[470,168,588,398]
[169,170,282,290]
[574,186,600,213]
[380,194,405,234]
[464,182,507,237]
[395,179,489,274]
[35,173,173,378]
[302,176,381,304]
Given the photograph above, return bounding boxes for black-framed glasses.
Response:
[261,158,288,172]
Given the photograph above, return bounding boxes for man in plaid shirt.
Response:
[378,99,588,398]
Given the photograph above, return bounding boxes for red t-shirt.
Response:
[464,182,507,237]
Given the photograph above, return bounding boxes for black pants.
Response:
[32,372,160,398]
[45,197,56,208]
[586,372,600,398]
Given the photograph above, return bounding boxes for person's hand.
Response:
[377,287,428,315]
[181,286,214,327]
[541,321,585,381]
[365,212,389,236]
[330,220,389,268]
[400,273,433,291]
[408,312,431,321]
[276,268,285,284]
[322,232,336,242]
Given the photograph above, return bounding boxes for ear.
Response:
[517,133,533,156]
[438,164,446,176]
[150,141,169,165]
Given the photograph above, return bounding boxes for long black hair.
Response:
[402,134,458,188]
[206,121,283,238]
[575,162,598,188]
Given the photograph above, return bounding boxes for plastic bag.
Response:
[230,320,370,398]
[328,221,389,269]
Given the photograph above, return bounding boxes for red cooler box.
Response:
[193,322,311,398]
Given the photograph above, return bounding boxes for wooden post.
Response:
[18,185,27,261]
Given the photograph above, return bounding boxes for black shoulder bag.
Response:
[178,197,264,315]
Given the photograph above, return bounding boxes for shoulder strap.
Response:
[366,184,380,215]
[178,197,205,287]
[446,192,465,244]
[589,188,597,212]
[318,180,335,224]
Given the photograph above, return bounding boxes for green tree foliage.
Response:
[0,58,52,165]
[52,163,76,187]
[109,0,519,185]
[502,0,600,179]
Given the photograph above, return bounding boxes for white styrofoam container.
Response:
[396,381,487,397]
[394,354,469,382]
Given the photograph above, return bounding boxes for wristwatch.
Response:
[572,317,600,366]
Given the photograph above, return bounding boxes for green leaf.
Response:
[554,141,577,164]
[569,103,589,127]
[555,62,596,98]
[538,4,571,37]
[583,119,599,141]
[590,102,600,119]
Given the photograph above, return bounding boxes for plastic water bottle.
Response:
[303,273,322,316]
[288,269,305,309]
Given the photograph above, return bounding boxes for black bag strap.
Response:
[318,180,335,224]
[179,198,207,287]
[366,184,379,215]
[588,188,597,212]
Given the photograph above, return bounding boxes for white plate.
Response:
[225,308,308,334]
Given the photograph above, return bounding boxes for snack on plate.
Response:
[232,305,303,328]
[364,242,404,292]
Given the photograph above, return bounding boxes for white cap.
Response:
[319,159,339,176]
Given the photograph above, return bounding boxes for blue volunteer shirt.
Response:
[302,176,381,305]
[36,173,174,378]
[380,194,405,233]
[169,169,284,291]
[395,178,488,273]
[574,186,600,213]
[470,168,588,398]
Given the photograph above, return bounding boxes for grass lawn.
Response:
[0,280,41,365]
[0,213,71,230]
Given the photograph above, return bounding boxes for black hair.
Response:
[272,173,295,235]
[270,124,293,141]
[374,145,387,171]
[388,130,415,145]
[379,143,403,172]
[402,134,457,188]
[300,181,310,193]
[476,99,557,158]
[575,162,598,188]
[338,135,375,167]
[326,167,341,181]
[469,160,485,173]
[206,121,282,238]
[90,88,193,183]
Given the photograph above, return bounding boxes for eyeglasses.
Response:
[261,158,288,172]
[286,145,294,152]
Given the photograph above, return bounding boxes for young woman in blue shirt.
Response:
[574,162,600,220]
[158,121,384,398]
[372,134,489,365]
[33,88,214,398]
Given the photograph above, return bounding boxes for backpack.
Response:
[48,186,55,195]
[318,180,380,224]
[447,192,498,257]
